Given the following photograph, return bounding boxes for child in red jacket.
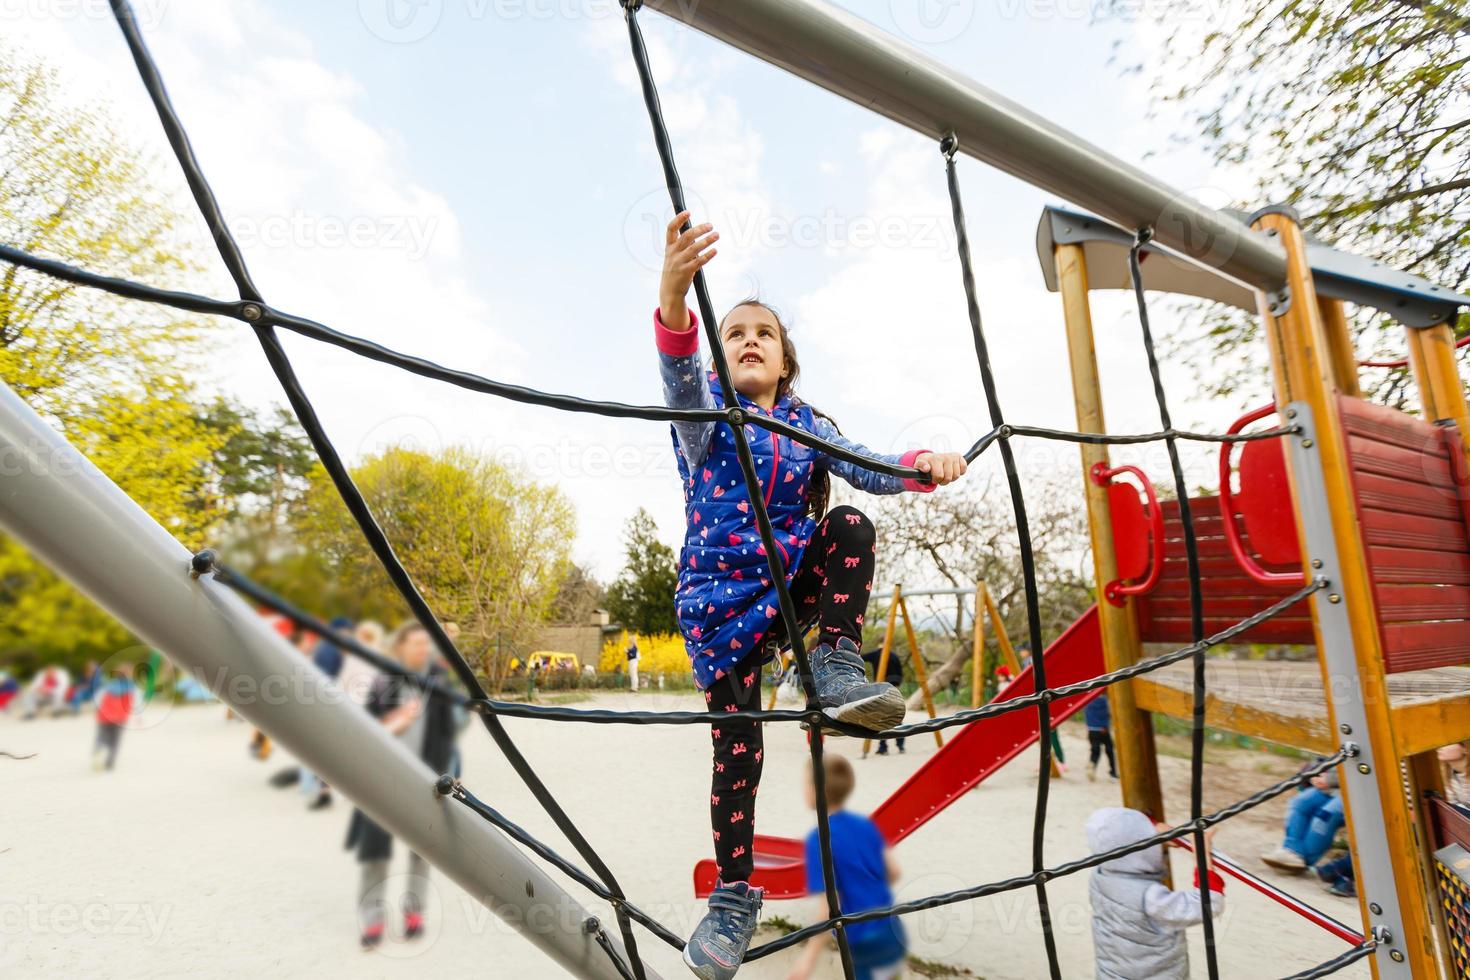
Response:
[93,667,137,771]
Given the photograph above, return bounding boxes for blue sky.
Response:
[10,0,1260,579]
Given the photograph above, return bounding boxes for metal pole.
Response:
[0,383,653,980]
[644,0,1288,292]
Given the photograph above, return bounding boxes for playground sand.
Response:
[0,694,1367,979]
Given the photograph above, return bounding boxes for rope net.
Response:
[1,2,1379,976]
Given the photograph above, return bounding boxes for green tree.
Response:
[200,400,316,571]
[1129,0,1468,404]
[0,47,226,673]
[296,446,576,690]
[604,508,679,635]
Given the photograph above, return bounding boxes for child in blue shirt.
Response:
[791,753,906,980]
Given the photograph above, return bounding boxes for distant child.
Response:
[789,754,906,980]
[0,668,18,712]
[92,667,137,771]
[1085,694,1116,781]
[1261,766,1343,873]
[1086,807,1225,980]
[655,211,967,978]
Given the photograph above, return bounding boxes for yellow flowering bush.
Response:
[599,632,693,676]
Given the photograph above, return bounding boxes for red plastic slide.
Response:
[693,606,1107,898]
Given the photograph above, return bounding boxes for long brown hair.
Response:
[720,296,834,519]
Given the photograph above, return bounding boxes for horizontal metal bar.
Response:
[644,0,1288,292]
[0,381,653,980]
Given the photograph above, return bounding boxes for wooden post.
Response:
[1254,209,1438,978]
[1407,319,1469,434]
[766,651,787,710]
[864,586,904,757]
[1054,242,1165,820]
[983,585,1021,676]
[1318,297,1362,397]
[897,595,944,748]
[971,585,985,709]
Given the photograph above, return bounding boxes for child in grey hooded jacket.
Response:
[1086,807,1226,980]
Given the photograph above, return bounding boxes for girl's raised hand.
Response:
[660,210,719,319]
[914,451,967,486]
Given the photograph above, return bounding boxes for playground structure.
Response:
[2,1,1470,978]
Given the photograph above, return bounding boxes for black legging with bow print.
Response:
[705,505,875,883]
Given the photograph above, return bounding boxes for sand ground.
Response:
[0,693,1368,979]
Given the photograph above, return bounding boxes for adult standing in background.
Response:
[346,622,459,948]
[339,620,386,707]
[625,634,640,692]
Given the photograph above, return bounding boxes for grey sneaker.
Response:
[811,637,906,732]
[683,880,762,979]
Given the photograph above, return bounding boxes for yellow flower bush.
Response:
[599,632,693,676]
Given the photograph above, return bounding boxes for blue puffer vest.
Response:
[674,374,818,689]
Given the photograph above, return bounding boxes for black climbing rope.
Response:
[1128,230,1219,979]
[939,132,1061,977]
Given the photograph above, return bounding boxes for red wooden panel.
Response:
[1340,394,1470,672]
[1374,584,1470,623]
[1367,546,1470,586]
[1381,621,1470,673]
[1344,433,1455,488]
[1144,597,1315,622]
[1340,396,1451,451]
[1359,507,1470,555]
[1141,617,1317,645]
[1152,577,1302,600]
[1353,471,1465,521]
